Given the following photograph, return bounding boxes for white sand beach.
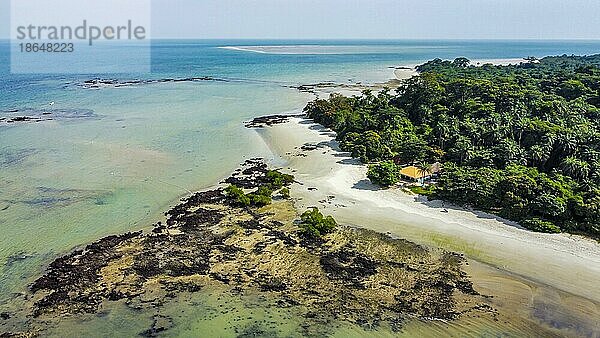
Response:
[471,58,529,66]
[258,117,600,304]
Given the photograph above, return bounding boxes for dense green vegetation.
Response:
[367,160,400,187]
[279,187,291,198]
[225,170,294,207]
[300,208,337,238]
[225,184,252,206]
[266,170,295,189]
[304,55,600,237]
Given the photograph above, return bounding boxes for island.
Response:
[304,54,600,238]
[2,55,599,337]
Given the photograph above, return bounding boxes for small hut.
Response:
[400,162,442,184]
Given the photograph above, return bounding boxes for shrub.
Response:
[265,170,295,189]
[367,161,400,187]
[250,193,271,207]
[248,186,273,206]
[279,187,290,198]
[521,218,562,234]
[225,185,250,206]
[299,208,337,238]
[256,186,273,197]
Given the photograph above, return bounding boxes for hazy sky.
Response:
[1,0,599,39]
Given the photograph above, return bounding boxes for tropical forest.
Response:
[304,55,600,238]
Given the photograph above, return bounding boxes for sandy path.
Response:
[257,117,600,303]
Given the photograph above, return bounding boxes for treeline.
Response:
[304,55,600,238]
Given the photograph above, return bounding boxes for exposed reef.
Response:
[290,82,339,93]
[0,108,97,126]
[288,78,404,95]
[77,77,230,89]
[244,114,306,128]
[0,160,494,337]
[388,66,414,70]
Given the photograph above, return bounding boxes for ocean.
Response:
[1,39,600,336]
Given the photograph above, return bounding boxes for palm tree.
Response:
[497,138,524,166]
[433,113,451,148]
[454,136,473,165]
[513,116,529,146]
[416,161,432,177]
[557,134,578,156]
[560,156,590,180]
[529,144,550,168]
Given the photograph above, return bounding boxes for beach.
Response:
[255,116,600,335]
[3,39,600,335]
[257,117,600,304]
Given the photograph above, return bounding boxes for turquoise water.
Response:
[1,39,600,310]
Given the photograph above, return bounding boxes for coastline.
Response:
[2,57,599,335]
[307,58,527,99]
[1,160,507,337]
[256,117,600,304]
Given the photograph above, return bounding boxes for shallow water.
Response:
[24,273,595,338]
[0,81,309,302]
[2,39,600,335]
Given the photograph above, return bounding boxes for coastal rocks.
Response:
[289,79,403,96]
[0,116,43,124]
[165,189,227,225]
[300,143,320,151]
[222,159,270,188]
[167,206,224,229]
[244,114,306,128]
[290,82,339,93]
[288,81,378,96]
[30,231,143,316]
[4,160,494,336]
[319,247,377,288]
[0,108,97,126]
[78,77,229,89]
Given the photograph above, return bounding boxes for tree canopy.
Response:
[304,55,600,238]
[300,208,337,238]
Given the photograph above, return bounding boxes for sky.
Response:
[1,0,599,40]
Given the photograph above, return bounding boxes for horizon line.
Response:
[1,37,600,42]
